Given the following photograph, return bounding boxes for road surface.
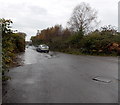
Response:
[3,46,118,103]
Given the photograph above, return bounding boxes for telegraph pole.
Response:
[118,1,120,32]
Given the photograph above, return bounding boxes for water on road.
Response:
[18,46,55,65]
[2,46,118,103]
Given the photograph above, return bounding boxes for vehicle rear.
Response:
[36,44,49,53]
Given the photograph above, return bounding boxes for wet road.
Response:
[3,46,118,103]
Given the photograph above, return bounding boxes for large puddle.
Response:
[18,46,55,65]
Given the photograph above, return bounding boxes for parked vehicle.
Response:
[36,44,49,53]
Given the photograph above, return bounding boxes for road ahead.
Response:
[3,46,118,103]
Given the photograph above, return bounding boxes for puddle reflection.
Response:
[18,46,52,65]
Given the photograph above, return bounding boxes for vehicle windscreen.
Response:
[41,45,48,48]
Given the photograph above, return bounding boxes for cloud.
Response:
[28,5,48,15]
[0,0,119,40]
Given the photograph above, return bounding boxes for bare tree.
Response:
[68,2,99,35]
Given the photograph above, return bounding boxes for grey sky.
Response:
[0,0,119,41]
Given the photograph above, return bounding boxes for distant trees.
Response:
[80,26,120,55]
[31,25,71,50]
[68,2,98,35]
[100,25,117,36]
[31,2,120,56]
[31,24,120,55]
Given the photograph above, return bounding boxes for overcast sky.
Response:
[0,0,119,41]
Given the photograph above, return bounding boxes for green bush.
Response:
[1,18,26,81]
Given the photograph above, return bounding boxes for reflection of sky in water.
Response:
[19,46,51,65]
